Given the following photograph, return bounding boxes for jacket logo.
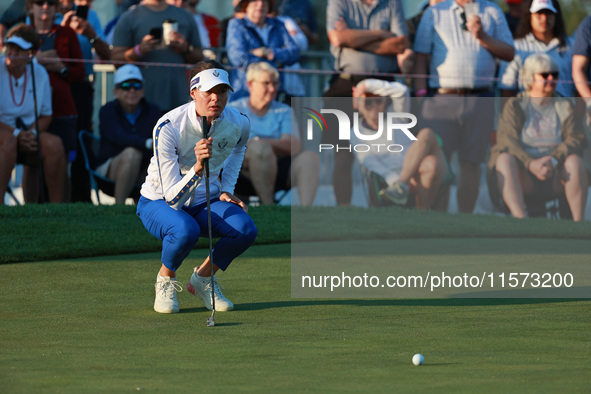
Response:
[218,138,228,149]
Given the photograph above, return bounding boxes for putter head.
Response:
[207,314,215,327]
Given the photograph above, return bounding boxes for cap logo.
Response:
[213,70,219,77]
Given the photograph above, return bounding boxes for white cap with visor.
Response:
[6,36,33,50]
[190,69,234,92]
[530,0,557,14]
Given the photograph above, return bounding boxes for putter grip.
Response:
[202,116,209,178]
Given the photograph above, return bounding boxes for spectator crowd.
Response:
[1,0,591,222]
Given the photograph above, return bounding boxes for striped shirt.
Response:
[414,0,513,89]
[498,33,574,97]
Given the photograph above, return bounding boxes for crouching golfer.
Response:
[137,60,257,313]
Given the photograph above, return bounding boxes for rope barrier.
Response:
[8,54,589,87]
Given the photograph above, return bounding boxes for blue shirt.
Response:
[229,98,296,140]
[97,98,161,167]
[225,17,300,102]
[573,15,591,81]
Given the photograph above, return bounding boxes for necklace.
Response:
[9,70,27,107]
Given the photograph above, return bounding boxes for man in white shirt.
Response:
[414,0,514,214]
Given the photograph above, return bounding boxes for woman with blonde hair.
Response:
[489,53,589,221]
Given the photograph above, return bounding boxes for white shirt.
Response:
[0,57,52,129]
[498,33,573,97]
[140,102,250,209]
[350,79,413,186]
[414,0,514,89]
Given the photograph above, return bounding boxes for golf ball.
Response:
[412,354,424,366]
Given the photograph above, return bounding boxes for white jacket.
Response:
[140,101,250,209]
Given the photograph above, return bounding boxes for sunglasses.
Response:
[117,81,143,91]
[539,72,559,80]
[33,0,56,6]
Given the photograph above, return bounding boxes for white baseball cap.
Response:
[114,64,144,84]
[190,68,234,92]
[530,0,557,14]
[6,36,33,50]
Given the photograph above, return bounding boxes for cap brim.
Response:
[197,80,234,92]
[6,36,33,50]
[530,5,557,13]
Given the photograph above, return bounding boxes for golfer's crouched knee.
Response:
[237,215,258,248]
[173,219,201,251]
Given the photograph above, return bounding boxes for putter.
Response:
[202,116,216,327]
[29,57,46,203]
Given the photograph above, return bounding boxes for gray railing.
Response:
[91,50,334,129]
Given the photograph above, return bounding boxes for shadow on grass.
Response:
[236,298,589,311]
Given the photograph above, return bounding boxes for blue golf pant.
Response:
[137,196,257,271]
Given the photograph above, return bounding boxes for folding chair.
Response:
[487,130,570,220]
[78,130,141,204]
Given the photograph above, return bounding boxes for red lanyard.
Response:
[9,70,27,107]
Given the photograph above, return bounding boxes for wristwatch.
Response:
[89,36,98,45]
[59,67,69,78]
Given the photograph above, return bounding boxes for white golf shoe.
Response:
[154,275,182,314]
[187,271,234,311]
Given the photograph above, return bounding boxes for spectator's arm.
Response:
[112,35,161,62]
[111,45,134,62]
[0,113,49,136]
[268,22,300,66]
[35,115,52,134]
[572,54,591,101]
[364,35,408,56]
[496,98,532,169]
[328,26,393,49]
[478,32,514,62]
[89,35,111,60]
[226,19,266,66]
[84,23,111,60]
[551,101,586,163]
[467,12,514,62]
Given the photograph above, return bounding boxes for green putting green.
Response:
[1,241,590,392]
